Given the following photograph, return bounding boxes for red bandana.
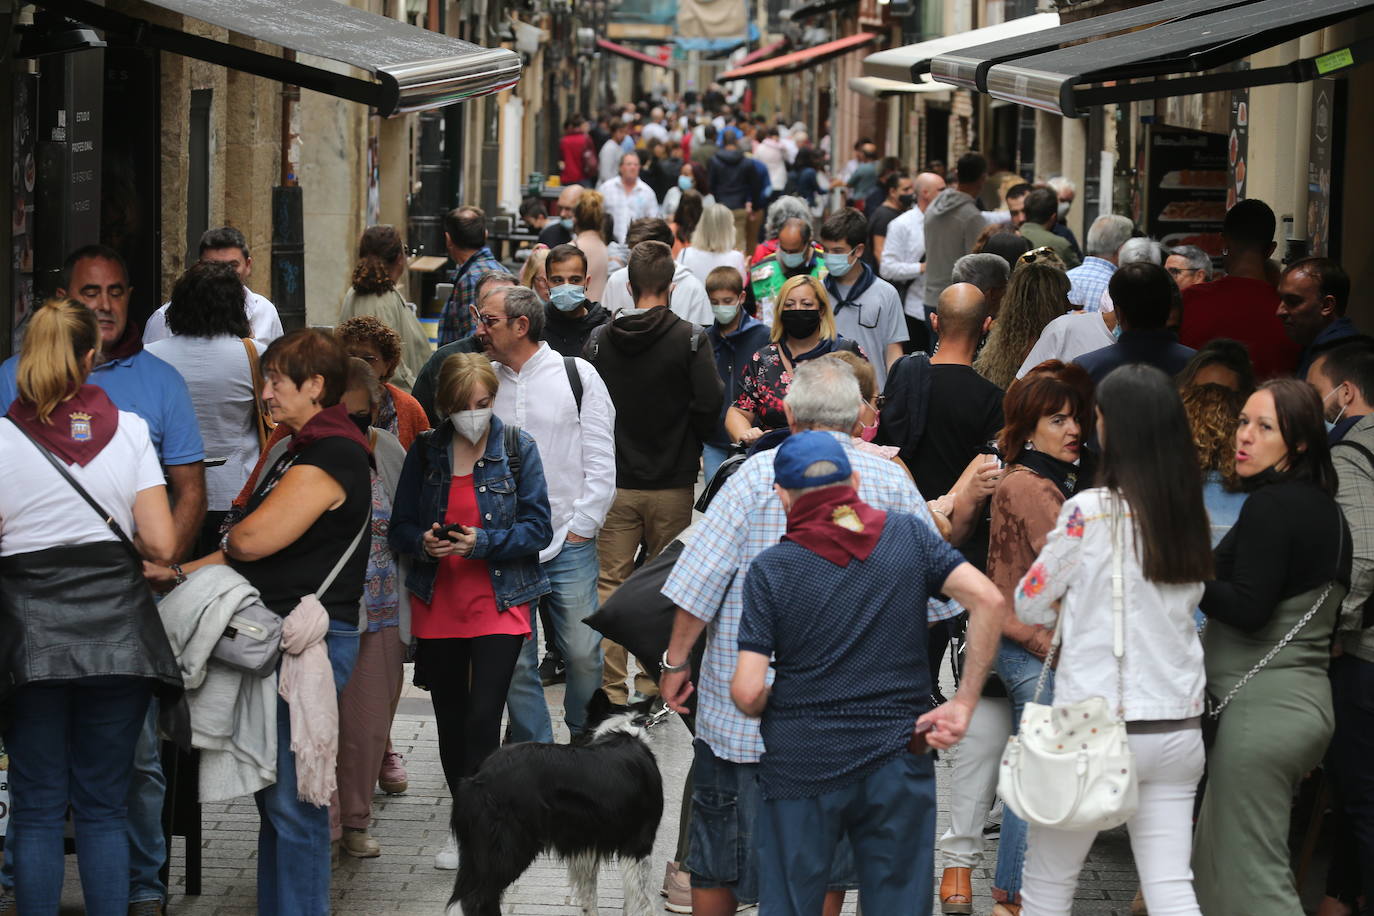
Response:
[103,321,143,362]
[781,484,888,567]
[288,403,374,464]
[7,385,120,466]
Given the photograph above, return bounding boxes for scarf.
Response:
[1013,448,1093,500]
[288,403,375,466]
[780,336,843,365]
[824,261,877,314]
[782,484,887,567]
[104,321,143,362]
[278,594,337,806]
[7,385,120,466]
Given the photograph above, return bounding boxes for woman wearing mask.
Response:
[678,203,749,288]
[669,187,705,258]
[702,265,770,482]
[1014,365,1212,916]
[986,359,1095,916]
[1,300,180,915]
[1194,379,1349,916]
[661,162,713,224]
[974,262,1072,390]
[725,274,864,444]
[388,352,553,870]
[572,191,610,303]
[335,225,432,392]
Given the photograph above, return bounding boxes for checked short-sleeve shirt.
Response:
[661,430,961,764]
[438,247,510,345]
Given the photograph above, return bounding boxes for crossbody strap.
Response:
[316,515,371,597]
[6,416,141,559]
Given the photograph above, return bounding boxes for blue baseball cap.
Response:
[773,430,852,490]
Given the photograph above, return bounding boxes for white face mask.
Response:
[451,408,492,445]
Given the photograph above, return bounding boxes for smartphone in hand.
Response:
[439,522,470,540]
[908,720,934,755]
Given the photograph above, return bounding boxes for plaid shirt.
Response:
[1066,257,1116,313]
[662,431,961,763]
[438,247,509,345]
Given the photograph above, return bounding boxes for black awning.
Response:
[35,0,522,116]
[933,0,1374,117]
[786,0,860,23]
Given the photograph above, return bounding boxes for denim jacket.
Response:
[389,415,553,609]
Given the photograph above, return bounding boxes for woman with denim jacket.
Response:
[389,351,553,868]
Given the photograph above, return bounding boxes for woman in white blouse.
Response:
[1013,365,1213,916]
[677,203,748,288]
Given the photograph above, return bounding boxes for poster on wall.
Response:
[1228,73,1249,210]
[1146,126,1227,257]
[1308,78,1335,258]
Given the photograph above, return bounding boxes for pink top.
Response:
[410,474,531,639]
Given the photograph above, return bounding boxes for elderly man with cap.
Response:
[729,431,1004,915]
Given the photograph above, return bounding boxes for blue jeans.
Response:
[703,444,733,487]
[127,699,166,903]
[2,677,154,916]
[253,621,358,916]
[756,752,936,915]
[993,638,1056,903]
[506,537,604,739]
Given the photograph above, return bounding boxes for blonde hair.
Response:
[770,274,836,344]
[692,204,737,254]
[574,190,605,235]
[17,299,101,423]
[519,246,550,289]
[436,351,500,416]
[824,349,877,401]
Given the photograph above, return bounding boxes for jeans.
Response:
[994,638,1056,903]
[703,444,733,487]
[756,752,935,915]
[1023,729,1205,916]
[127,699,166,903]
[506,537,605,740]
[2,677,153,916]
[939,696,1012,869]
[253,620,358,916]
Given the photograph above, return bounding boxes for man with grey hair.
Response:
[952,252,1011,318]
[1066,214,1134,311]
[763,195,813,245]
[749,216,824,327]
[412,271,517,424]
[476,284,619,744]
[1097,237,1165,313]
[1165,244,1212,292]
[659,356,948,915]
[598,150,659,244]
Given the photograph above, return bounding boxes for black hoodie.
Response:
[542,300,611,358]
[584,306,724,489]
[709,147,761,210]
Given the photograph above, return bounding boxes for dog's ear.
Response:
[584,687,615,728]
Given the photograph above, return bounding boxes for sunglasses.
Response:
[1018,246,1058,264]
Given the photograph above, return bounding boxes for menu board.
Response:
[1308,78,1335,258]
[1228,79,1249,209]
[1146,126,1227,257]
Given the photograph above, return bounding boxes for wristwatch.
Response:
[660,649,690,674]
[169,562,188,586]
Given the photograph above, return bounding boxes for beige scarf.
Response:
[278,595,337,806]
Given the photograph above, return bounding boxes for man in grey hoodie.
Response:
[922,153,988,315]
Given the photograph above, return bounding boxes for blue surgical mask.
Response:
[779,249,805,269]
[823,252,855,277]
[560,217,574,230]
[678,175,694,191]
[549,284,585,312]
[712,303,740,326]
[1111,322,1123,340]
[1324,389,1347,433]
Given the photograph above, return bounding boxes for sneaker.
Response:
[663,861,692,912]
[983,820,1002,841]
[341,827,381,858]
[378,751,408,795]
[128,901,164,916]
[434,832,459,870]
[539,652,567,686]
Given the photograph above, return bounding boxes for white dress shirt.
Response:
[492,343,617,565]
[602,263,713,327]
[143,287,284,348]
[1016,311,1115,379]
[879,206,928,319]
[597,177,660,245]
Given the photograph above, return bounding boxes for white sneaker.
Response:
[434,833,459,870]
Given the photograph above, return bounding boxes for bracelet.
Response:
[169,562,188,585]
[219,530,232,556]
[660,649,690,674]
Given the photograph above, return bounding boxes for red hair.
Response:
[998,360,1095,463]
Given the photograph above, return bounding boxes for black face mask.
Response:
[349,412,372,436]
[780,309,821,340]
[898,193,915,210]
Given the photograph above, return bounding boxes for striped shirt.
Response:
[1066,256,1116,313]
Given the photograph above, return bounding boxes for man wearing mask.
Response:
[541,244,612,357]
[881,171,946,353]
[703,265,770,482]
[866,170,912,270]
[748,217,825,329]
[818,208,907,387]
[539,185,584,249]
[1046,176,1082,260]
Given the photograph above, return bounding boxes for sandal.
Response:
[940,867,973,915]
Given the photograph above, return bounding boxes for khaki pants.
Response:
[732,208,751,256]
[597,486,695,704]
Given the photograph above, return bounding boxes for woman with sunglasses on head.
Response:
[336,225,433,393]
[1193,379,1350,916]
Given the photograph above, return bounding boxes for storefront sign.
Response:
[1308,78,1335,258]
[1228,72,1249,210]
[1146,126,1227,257]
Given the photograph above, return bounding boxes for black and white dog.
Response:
[448,691,664,915]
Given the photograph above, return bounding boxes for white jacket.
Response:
[1015,489,1207,722]
[158,565,278,802]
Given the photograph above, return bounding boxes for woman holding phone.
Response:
[389,351,553,869]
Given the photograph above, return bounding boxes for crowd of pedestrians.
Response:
[0,86,1370,916]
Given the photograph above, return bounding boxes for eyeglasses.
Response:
[469,307,516,328]
[1165,266,1199,278]
[347,351,381,364]
[1018,246,1058,265]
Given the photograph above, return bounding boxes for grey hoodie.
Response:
[922,188,987,310]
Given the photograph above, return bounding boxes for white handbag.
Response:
[998,508,1138,832]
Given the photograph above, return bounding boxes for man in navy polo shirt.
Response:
[731,432,1004,914]
[0,245,205,916]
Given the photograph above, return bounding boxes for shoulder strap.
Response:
[689,328,706,354]
[587,322,609,362]
[563,357,584,414]
[5,416,140,560]
[317,515,371,597]
[504,424,522,478]
[1333,438,1374,469]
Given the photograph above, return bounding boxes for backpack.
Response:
[875,352,934,454]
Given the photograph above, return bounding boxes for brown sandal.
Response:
[940,867,974,915]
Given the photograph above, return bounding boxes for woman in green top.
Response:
[1195,378,1350,915]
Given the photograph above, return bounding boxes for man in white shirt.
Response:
[476,284,617,740]
[879,172,945,351]
[601,218,713,326]
[599,120,630,185]
[142,226,283,347]
[641,107,670,146]
[598,152,660,245]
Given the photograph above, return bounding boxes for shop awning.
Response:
[720,32,877,80]
[786,0,860,23]
[847,76,952,98]
[930,0,1374,117]
[35,0,521,116]
[737,38,790,67]
[596,38,672,69]
[861,13,1059,84]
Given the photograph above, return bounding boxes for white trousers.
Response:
[1022,728,1206,916]
[938,696,1013,869]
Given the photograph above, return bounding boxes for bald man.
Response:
[539,184,584,248]
[879,171,948,352]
